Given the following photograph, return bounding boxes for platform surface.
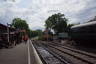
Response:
[0,40,38,64]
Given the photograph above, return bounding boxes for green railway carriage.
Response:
[71,21,96,47]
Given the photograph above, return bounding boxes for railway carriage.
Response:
[71,21,96,47]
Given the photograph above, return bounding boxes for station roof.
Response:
[71,21,96,28]
[0,23,7,30]
[0,23,16,30]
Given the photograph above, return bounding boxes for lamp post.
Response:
[7,23,11,43]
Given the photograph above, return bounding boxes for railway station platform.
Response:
[0,40,43,64]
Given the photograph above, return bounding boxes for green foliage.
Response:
[11,18,30,38]
[12,18,29,31]
[36,30,43,36]
[45,13,69,34]
[29,30,43,38]
[11,18,43,38]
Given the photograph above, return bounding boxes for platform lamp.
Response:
[7,23,11,44]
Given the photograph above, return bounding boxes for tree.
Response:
[36,30,43,36]
[11,18,30,38]
[28,30,43,38]
[45,13,68,34]
[12,18,29,31]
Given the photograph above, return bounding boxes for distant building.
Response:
[42,28,53,41]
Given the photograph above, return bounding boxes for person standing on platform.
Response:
[23,35,28,44]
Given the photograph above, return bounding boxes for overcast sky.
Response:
[0,0,96,30]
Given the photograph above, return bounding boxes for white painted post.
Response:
[7,23,9,43]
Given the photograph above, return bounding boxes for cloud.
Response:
[5,0,21,3]
[0,0,96,30]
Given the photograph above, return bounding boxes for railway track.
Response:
[42,42,96,64]
[41,45,73,64]
[32,41,72,64]
[50,42,96,58]
[32,41,96,64]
